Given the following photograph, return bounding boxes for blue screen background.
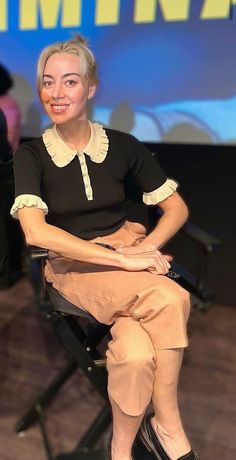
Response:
[1,0,236,143]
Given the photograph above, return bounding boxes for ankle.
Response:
[151,416,188,440]
[112,451,132,460]
[150,416,191,460]
[111,440,132,460]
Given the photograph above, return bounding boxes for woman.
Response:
[11,35,198,460]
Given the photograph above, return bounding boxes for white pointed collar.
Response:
[42,121,109,167]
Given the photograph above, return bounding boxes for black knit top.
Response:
[11,126,176,240]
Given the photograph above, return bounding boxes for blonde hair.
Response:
[37,34,98,92]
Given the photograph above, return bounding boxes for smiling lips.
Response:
[49,103,70,114]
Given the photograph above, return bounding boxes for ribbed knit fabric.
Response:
[12,128,168,239]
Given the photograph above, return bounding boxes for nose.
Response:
[52,81,64,99]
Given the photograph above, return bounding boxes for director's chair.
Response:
[13,206,220,460]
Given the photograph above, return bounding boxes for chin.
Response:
[48,114,70,124]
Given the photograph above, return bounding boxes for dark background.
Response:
[146,143,235,306]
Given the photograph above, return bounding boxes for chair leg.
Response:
[14,359,78,433]
[15,314,110,435]
[50,312,109,401]
[36,404,54,460]
[76,404,112,449]
[54,405,112,460]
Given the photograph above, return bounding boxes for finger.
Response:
[148,263,168,275]
[147,267,165,275]
[153,255,170,272]
[163,254,174,262]
[163,259,171,270]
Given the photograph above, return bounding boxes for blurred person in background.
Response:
[0,64,21,153]
[0,109,24,289]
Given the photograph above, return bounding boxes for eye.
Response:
[65,79,77,88]
[42,80,53,88]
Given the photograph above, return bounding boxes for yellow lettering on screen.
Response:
[0,0,7,31]
[20,0,81,30]
[20,0,41,30]
[95,0,120,25]
[201,0,235,19]
[134,0,190,23]
[39,0,60,28]
[61,0,81,27]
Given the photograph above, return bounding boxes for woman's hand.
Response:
[117,246,172,275]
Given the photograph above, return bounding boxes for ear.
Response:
[88,85,96,100]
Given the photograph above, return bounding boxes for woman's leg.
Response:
[106,316,156,460]
[106,314,191,460]
[151,348,191,459]
[132,279,192,459]
[109,398,144,460]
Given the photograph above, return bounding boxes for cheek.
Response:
[72,88,89,103]
[40,89,50,103]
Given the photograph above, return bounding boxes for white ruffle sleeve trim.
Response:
[10,194,48,219]
[143,178,178,206]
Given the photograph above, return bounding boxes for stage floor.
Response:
[0,276,235,460]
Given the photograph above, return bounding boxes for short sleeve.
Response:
[10,142,48,219]
[128,136,178,205]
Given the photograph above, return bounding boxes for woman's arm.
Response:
[18,207,170,274]
[117,192,188,254]
[138,191,189,250]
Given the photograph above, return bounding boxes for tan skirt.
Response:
[45,221,191,415]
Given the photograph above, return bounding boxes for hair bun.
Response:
[73,33,88,46]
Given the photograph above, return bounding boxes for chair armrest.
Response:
[182,222,221,253]
[27,246,49,308]
[170,261,214,311]
[154,207,221,252]
[153,208,221,309]
[29,245,49,260]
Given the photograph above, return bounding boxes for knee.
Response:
[177,287,191,320]
[107,338,155,373]
[124,347,155,372]
[106,337,155,416]
[161,284,191,321]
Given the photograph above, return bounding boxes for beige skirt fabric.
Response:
[45,221,191,415]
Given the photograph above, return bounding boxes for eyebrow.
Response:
[43,73,81,79]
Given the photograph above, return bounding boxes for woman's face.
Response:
[40,52,95,126]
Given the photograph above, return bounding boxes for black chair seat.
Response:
[47,283,94,319]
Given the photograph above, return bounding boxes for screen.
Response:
[0,0,235,144]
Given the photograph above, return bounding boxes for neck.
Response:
[56,118,91,150]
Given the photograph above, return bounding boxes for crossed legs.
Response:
[107,307,191,460]
[45,235,192,459]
